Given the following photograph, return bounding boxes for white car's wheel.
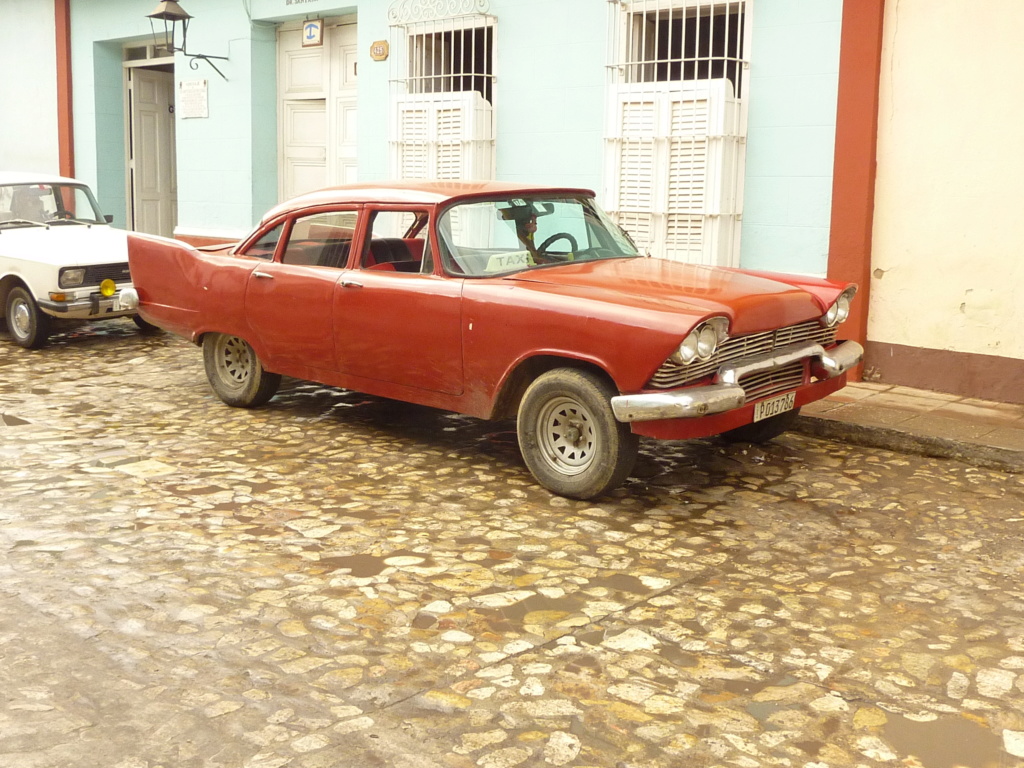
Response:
[132,314,161,334]
[5,286,50,349]
[202,333,281,408]
[517,368,638,499]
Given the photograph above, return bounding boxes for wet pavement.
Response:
[1,318,1023,768]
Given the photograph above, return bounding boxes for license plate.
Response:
[753,392,795,422]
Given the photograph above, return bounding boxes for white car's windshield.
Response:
[0,183,107,228]
[437,195,639,277]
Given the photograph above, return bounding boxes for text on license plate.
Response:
[753,392,795,422]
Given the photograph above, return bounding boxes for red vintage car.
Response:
[124,181,862,499]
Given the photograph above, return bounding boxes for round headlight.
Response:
[100,279,117,297]
[825,302,840,327]
[677,332,699,364]
[836,293,851,324]
[696,325,718,360]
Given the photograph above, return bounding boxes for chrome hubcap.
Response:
[11,300,31,337]
[536,396,596,476]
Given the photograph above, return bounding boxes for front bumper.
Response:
[38,290,135,319]
[610,340,864,423]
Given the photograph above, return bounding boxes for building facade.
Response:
[2,0,1020,404]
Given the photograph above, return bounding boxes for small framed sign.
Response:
[370,40,390,61]
[178,79,208,119]
[302,19,324,48]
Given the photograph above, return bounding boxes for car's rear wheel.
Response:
[720,407,801,444]
[203,333,281,408]
[517,368,639,499]
[5,286,50,349]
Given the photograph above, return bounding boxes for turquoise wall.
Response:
[351,0,606,192]
[489,0,606,192]
[740,1,843,275]
[70,0,280,235]
[67,0,843,266]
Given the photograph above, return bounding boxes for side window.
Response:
[360,210,428,274]
[245,223,284,260]
[281,211,358,268]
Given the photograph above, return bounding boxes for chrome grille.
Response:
[82,262,132,286]
[741,361,806,401]
[648,320,837,389]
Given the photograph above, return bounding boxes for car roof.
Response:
[0,171,83,186]
[263,180,597,221]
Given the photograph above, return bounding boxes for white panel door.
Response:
[278,21,358,200]
[282,100,327,200]
[131,68,176,238]
[331,24,359,185]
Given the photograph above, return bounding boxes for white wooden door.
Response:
[282,101,327,201]
[130,68,176,237]
[278,22,358,200]
[331,24,359,185]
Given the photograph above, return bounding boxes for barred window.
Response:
[390,8,496,181]
[407,23,494,104]
[625,1,744,93]
[605,0,750,267]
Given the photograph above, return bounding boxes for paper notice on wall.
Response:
[178,79,209,119]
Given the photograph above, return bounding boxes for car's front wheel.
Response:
[5,286,51,349]
[202,333,281,408]
[517,368,639,499]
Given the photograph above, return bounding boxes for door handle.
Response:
[253,271,274,279]
[341,278,363,288]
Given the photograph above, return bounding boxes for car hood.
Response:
[505,257,826,335]
[0,224,129,266]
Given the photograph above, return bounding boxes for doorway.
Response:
[125,60,177,237]
[278,20,358,201]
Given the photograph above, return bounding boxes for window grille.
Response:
[605,0,750,267]
[389,3,496,181]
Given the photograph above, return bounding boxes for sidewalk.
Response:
[794,381,1024,474]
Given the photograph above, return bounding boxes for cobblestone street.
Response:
[2,319,1024,768]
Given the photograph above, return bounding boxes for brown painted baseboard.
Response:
[864,341,1024,404]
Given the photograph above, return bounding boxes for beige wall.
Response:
[869,0,1024,361]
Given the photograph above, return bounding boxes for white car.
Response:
[0,172,151,348]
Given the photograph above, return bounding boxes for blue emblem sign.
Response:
[302,19,323,48]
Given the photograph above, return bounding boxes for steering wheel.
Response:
[50,211,74,220]
[538,232,578,258]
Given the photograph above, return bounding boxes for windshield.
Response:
[437,195,639,277]
[0,183,107,228]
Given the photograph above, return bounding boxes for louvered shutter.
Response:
[435,105,464,179]
[396,102,430,179]
[666,96,709,261]
[615,100,656,248]
[392,92,493,180]
[605,80,743,266]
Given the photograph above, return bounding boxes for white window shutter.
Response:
[396,102,430,179]
[606,80,743,267]
[392,92,493,180]
[435,105,464,179]
[613,100,657,253]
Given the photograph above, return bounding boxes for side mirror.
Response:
[104,215,114,224]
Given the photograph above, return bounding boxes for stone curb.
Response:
[793,414,1024,475]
